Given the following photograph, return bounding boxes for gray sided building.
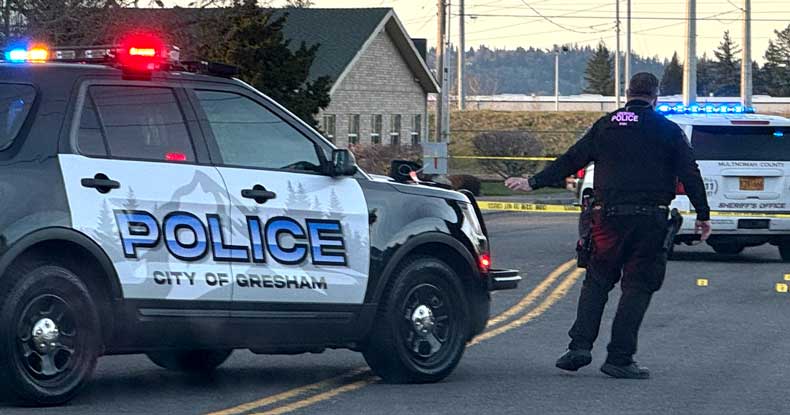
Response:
[279,8,439,148]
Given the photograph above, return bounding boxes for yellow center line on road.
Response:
[250,378,378,415]
[205,368,369,415]
[469,267,585,346]
[486,259,576,328]
[205,260,582,415]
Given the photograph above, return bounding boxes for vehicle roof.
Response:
[666,113,790,127]
[0,62,239,85]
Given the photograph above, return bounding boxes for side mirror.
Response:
[329,149,358,177]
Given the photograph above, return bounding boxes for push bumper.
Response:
[488,269,522,291]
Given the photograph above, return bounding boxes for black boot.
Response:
[600,362,650,379]
[555,349,592,371]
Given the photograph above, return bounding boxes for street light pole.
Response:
[625,0,631,85]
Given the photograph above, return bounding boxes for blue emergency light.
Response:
[656,102,754,115]
[775,131,785,138]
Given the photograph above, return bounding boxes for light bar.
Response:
[3,46,49,63]
[656,102,755,115]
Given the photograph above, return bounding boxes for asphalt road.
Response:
[5,212,790,414]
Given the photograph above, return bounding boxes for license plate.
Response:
[739,177,764,191]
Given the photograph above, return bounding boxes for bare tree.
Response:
[285,0,312,7]
[472,131,544,179]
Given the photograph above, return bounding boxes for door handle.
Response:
[81,173,120,194]
[241,185,277,204]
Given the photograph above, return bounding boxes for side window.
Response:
[77,86,195,162]
[194,90,321,172]
[0,84,36,151]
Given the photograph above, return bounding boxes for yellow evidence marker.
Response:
[776,283,789,293]
[696,279,709,287]
[784,274,790,281]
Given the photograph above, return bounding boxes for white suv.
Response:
[575,111,790,259]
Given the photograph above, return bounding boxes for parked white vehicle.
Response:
[573,107,790,259]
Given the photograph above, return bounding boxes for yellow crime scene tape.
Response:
[451,155,558,161]
[476,200,790,219]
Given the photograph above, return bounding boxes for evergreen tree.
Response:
[660,52,683,95]
[711,31,741,96]
[583,42,613,95]
[198,1,331,126]
[763,24,790,97]
[697,53,715,97]
[123,187,140,212]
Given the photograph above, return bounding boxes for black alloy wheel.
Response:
[0,262,101,406]
[363,256,469,383]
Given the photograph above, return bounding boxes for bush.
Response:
[448,175,482,196]
[349,144,422,176]
[471,131,545,179]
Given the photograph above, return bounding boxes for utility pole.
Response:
[435,0,446,142]
[614,0,621,107]
[457,0,465,110]
[740,0,752,108]
[3,0,10,41]
[683,0,697,106]
[625,0,631,86]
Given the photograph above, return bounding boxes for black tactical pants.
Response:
[568,208,668,365]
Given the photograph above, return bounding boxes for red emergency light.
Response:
[116,33,169,72]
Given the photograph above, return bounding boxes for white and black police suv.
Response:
[574,103,790,258]
[0,36,520,406]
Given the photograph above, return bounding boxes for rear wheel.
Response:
[779,244,790,262]
[147,349,232,372]
[711,243,744,255]
[0,262,101,406]
[363,256,469,384]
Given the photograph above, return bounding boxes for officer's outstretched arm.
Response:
[529,125,597,190]
[673,131,711,221]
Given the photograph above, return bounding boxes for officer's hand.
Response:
[505,177,533,192]
[696,220,712,241]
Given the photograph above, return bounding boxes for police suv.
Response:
[574,103,790,258]
[0,37,520,405]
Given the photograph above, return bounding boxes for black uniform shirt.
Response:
[529,100,711,221]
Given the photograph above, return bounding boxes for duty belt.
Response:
[603,204,669,217]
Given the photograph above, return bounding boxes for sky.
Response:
[168,0,790,63]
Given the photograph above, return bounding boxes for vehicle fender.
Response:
[0,227,123,299]
[368,231,480,304]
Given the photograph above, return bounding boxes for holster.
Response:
[576,197,595,268]
[664,208,683,252]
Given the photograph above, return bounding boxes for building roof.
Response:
[274,8,438,94]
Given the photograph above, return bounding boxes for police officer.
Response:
[505,72,712,379]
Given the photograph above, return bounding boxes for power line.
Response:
[513,0,604,34]
[457,13,789,22]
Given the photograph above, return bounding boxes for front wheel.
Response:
[147,349,232,372]
[362,256,469,383]
[0,262,101,406]
[711,243,744,255]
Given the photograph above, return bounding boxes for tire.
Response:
[362,256,469,384]
[147,349,232,372]
[711,243,744,255]
[779,244,790,262]
[0,261,101,406]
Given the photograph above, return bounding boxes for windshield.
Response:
[691,125,790,161]
[0,83,36,150]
